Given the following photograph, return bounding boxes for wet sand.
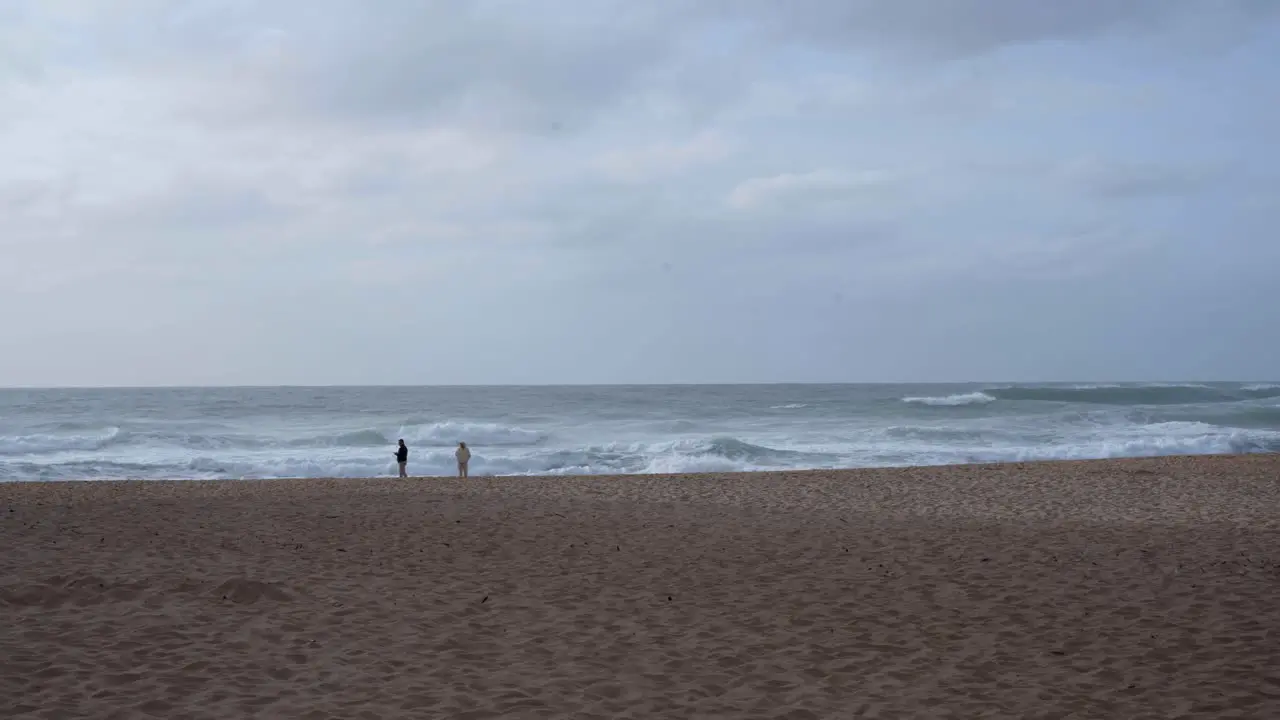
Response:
[2,454,1279,718]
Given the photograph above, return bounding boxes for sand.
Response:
[2,454,1279,719]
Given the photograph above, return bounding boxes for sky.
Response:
[2,0,1278,387]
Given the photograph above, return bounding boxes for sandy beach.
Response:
[2,455,1278,719]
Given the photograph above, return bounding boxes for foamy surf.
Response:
[902,392,996,407]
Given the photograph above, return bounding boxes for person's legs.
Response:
[463,462,468,478]
[399,461,407,478]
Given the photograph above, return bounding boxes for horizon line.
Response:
[0,379,1271,391]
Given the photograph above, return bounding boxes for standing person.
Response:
[395,439,409,478]
[455,441,471,478]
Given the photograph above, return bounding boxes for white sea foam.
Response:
[0,427,125,455]
[958,423,1276,464]
[902,392,997,407]
[398,420,545,447]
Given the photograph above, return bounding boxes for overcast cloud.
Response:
[2,1,1277,386]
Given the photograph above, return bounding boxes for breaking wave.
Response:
[0,420,545,459]
[401,420,546,447]
[985,384,1280,405]
[902,392,996,407]
[0,427,128,455]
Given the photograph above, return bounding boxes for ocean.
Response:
[2,383,1278,481]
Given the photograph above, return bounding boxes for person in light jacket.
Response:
[455,441,471,478]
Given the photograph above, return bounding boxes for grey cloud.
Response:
[726,169,894,211]
[121,183,288,229]
[241,2,689,132]
[17,1,1271,134]
[711,0,1279,58]
[961,158,1226,201]
[236,0,1279,133]
[1062,159,1218,199]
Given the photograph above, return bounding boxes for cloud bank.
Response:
[2,1,1277,385]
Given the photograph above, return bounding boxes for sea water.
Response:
[2,383,1278,481]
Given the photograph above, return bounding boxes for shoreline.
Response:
[3,454,1278,717]
[5,450,1276,486]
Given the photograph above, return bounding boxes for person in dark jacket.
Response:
[395,439,408,478]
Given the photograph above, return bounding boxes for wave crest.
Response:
[902,392,996,407]
[985,384,1274,405]
[0,427,126,456]
[302,429,389,447]
[400,421,546,447]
